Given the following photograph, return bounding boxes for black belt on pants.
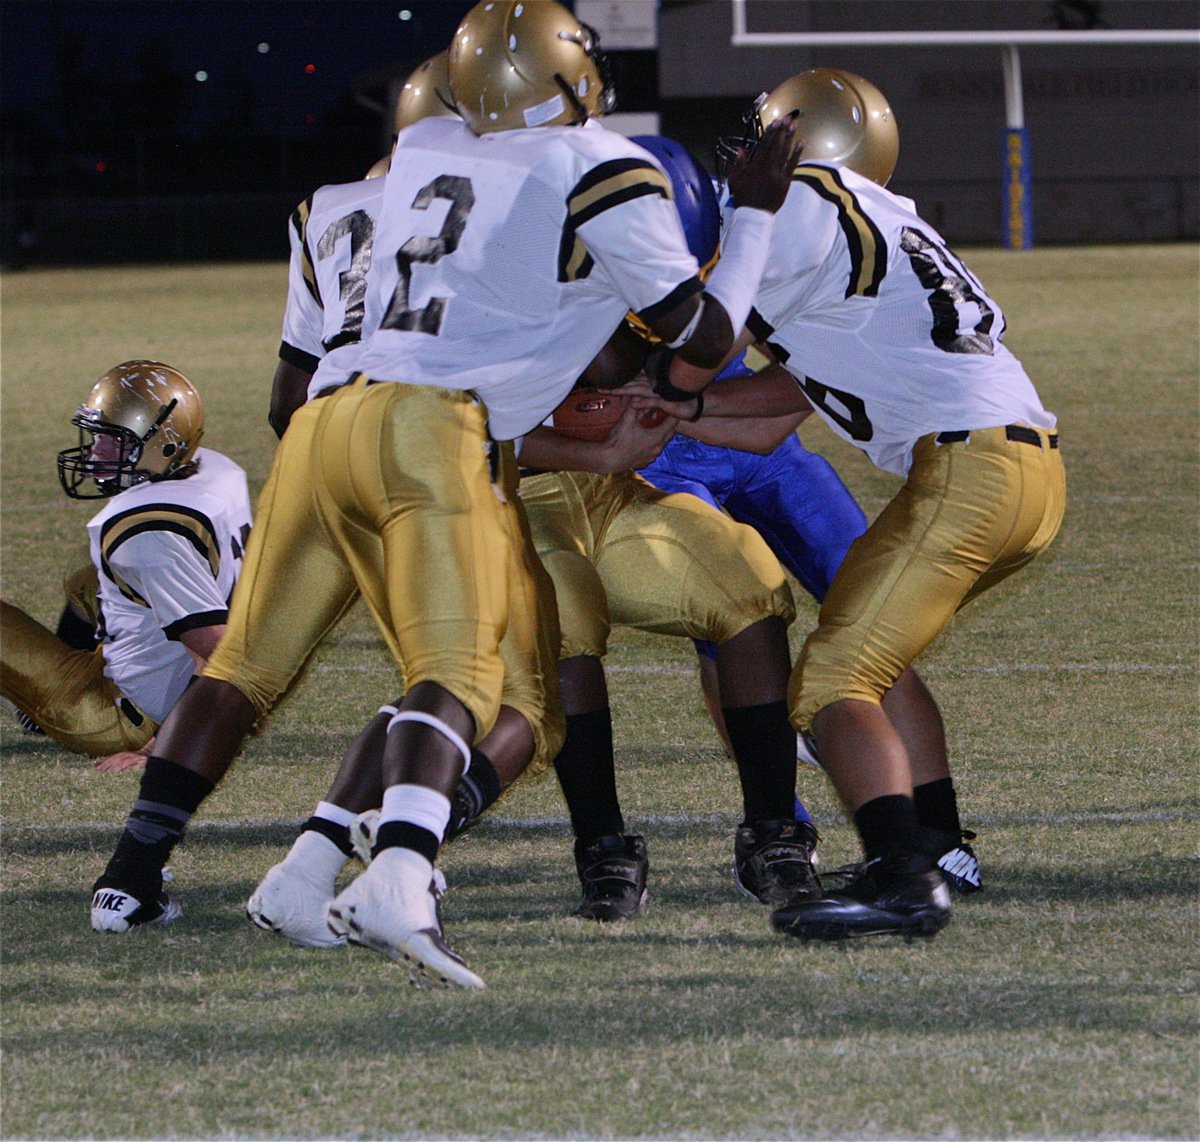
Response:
[118,697,145,728]
[936,425,1059,449]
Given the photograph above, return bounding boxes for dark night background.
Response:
[0,0,673,262]
[0,2,477,253]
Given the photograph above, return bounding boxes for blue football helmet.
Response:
[630,135,721,270]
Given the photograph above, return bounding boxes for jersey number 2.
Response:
[381,175,475,336]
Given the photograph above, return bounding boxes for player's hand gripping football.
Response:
[725,115,802,215]
[597,403,678,472]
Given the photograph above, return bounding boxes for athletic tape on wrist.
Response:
[703,207,773,340]
[377,704,400,718]
[386,710,472,773]
[665,299,705,350]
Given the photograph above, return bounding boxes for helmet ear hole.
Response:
[162,443,178,458]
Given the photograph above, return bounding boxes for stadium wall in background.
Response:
[1,0,1195,265]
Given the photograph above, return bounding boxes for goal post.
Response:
[728,1,1200,248]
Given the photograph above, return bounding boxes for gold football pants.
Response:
[0,600,153,755]
[63,557,102,631]
[520,470,795,657]
[790,425,1067,729]
[204,380,561,766]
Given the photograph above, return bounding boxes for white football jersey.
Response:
[742,162,1056,475]
[278,177,386,382]
[316,117,703,441]
[86,448,253,724]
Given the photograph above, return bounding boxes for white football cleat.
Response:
[327,847,482,991]
[349,809,447,898]
[247,832,350,949]
[349,809,380,865]
[90,886,181,933]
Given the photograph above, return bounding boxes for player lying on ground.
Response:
[1,361,251,775]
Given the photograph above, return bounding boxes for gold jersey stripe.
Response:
[292,197,319,303]
[100,505,221,605]
[792,165,888,299]
[559,160,673,283]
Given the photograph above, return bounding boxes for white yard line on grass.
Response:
[11,804,1198,837]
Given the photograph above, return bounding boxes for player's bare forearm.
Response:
[180,624,227,670]
[628,365,810,421]
[704,367,811,417]
[679,410,809,454]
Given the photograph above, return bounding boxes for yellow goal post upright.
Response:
[728,0,1199,249]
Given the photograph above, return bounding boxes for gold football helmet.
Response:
[58,360,205,499]
[758,69,899,186]
[448,0,614,135]
[364,153,391,179]
[394,50,457,133]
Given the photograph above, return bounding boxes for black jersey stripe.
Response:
[100,504,221,604]
[558,160,673,282]
[163,609,228,641]
[635,276,704,324]
[279,341,320,376]
[792,165,888,299]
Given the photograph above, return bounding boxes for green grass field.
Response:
[1,246,1197,1140]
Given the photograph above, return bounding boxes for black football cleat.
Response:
[572,834,648,922]
[734,818,822,907]
[772,857,951,942]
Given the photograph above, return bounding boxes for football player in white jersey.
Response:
[89,0,800,989]
[267,52,460,440]
[638,69,1065,941]
[248,55,566,950]
[256,60,814,937]
[269,174,385,438]
[1,362,252,777]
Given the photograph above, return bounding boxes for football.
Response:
[549,388,666,442]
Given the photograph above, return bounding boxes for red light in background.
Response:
[95,161,107,173]
[304,63,316,74]
[305,113,315,124]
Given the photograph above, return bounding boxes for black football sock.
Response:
[723,700,797,823]
[853,794,931,870]
[446,748,502,841]
[553,709,624,844]
[913,777,963,837]
[373,822,440,864]
[300,815,356,858]
[97,757,214,895]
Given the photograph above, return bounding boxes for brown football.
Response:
[549,388,666,442]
